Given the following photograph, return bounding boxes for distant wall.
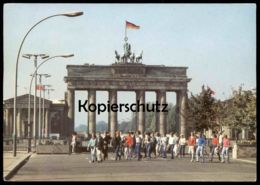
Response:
[233,144,256,158]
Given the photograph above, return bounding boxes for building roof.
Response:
[4,94,53,108]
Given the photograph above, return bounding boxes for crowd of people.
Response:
[71,130,231,164]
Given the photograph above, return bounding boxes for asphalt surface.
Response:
[10,153,256,181]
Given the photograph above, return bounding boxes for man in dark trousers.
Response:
[112,131,122,160]
[103,131,111,160]
[96,132,104,163]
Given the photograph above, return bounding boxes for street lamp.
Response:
[42,84,52,138]
[37,74,51,142]
[23,54,49,152]
[13,11,83,156]
[27,54,74,152]
[61,12,84,17]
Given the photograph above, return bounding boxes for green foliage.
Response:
[223,85,256,133]
[186,85,217,132]
[186,85,256,135]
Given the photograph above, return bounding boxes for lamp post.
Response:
[27,54,74,152]
[23,54,49,153]
[42,84,52,138]
[37,74,51,143]
[13,11,83,156]
[44,87,54,138]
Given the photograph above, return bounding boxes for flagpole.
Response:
[125,20,127,42]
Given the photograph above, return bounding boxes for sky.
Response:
[3,4,256,127]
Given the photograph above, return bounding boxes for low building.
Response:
[3,94,71,139]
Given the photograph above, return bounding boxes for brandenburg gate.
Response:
[64,40,191,137]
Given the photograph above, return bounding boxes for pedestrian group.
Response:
[71,130,231,164]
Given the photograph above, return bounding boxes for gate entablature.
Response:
[64,64,191,91]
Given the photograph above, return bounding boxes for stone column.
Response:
[135,96,139,131]
[22,110,26,138]
[3,109,5,137]
[3,109,6,137]
[10,110,13,138]
[45,109,49,138]
[158,90,166,136]
[108,91,111,132]
[88,90,96,135]
[155,92,160,132]
[21,113,25,138]
[17,108,22,138]
[5,109,10,137]
[136,90,145,135]
[175,91,180,134]
[67,89,75,136]
[87,106,89,135]
[179,90,187,138]
[109,90,117,137]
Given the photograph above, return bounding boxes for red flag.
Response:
[126,21,140,29]
[36,85,45,90]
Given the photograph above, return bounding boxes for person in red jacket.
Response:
[188,132,196,162]
[209,134,220,162]
[221,135,230,163]
[125,132,134,160]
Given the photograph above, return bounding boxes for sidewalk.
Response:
[3,151,33,181]
[232,158,256,164]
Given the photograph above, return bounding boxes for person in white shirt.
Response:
[144,132,152,159]
[179,134,186,158]
[134,130,142,160]
[160,133,168,158]
[155,132,161,157]
[218,132,224,146]
[71,132,77,154]
[168,132,176,159]
[173,133,180,157]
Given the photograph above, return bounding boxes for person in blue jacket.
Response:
[196,133,205,162]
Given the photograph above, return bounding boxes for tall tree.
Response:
[223,86,256,139]
[212,99,229,134]
[186,85,217,132]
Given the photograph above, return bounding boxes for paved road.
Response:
[10,153,256,181]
